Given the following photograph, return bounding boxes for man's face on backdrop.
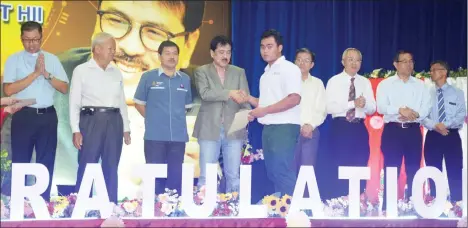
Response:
[94,1,200,102]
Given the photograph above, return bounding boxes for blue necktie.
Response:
[437,88,446,123]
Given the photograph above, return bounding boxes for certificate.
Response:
[227,109,250,135]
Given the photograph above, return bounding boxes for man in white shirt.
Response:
[325,48,376,199]
[376,50,431,211]
[246,29,302,196]
[293,48,326,174]
[69,32,131,203]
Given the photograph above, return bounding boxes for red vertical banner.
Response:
[365,78,426,202]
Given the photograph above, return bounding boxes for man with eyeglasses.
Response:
[293,48,326,175]
[2,21,69,201]
[324,48,376,200]
[422,60,466,205]
[376,50,431,212]
[54,1,205,199]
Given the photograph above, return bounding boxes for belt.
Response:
[80,106,120,115]
[387,122,420,129]
[22,106,55,114]
[334,117,365,123]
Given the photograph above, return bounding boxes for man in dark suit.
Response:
[193,35,251,193]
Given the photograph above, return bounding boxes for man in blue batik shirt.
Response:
[422,60,466,204]
[133,41,193,195]
[2,21,69,201]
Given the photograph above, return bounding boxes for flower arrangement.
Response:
[0,189,464,219]
[261,194,292,217]
[241,140,264,165]
[0,149,12,186]
[364,67,467,79]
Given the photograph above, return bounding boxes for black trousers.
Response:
[11,106,57,201]
[381,122,422,210]
[424,129,463,202]
[325,118,370,199]
[75,111,123,203]
[144,140,186,195]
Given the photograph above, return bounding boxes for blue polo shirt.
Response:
[134,69,193,142]
[3,50,69,108]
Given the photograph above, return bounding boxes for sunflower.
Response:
[276,200,290,217]
[262,195,280,211]
[281,194,292,206]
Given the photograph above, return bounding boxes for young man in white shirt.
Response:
[324,48,376,199]
[293,48,326,174]
[246,29,302,196]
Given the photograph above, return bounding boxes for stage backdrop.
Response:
[231,0,467,202]
[0,0,231,200]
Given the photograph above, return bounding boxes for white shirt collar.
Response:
[87,58,114,71]
[264,55,286,71]
[158,68,181,77]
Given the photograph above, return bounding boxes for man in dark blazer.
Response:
[193,35,251,193]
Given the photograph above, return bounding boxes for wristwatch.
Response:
[45,72,54,81]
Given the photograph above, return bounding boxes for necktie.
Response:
[346,77,356,121]
[437,88,446,123]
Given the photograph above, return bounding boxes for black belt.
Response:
[80,107,119,115]
[334,117,365,123]
[387,122,420,129]
[22,106,55,114]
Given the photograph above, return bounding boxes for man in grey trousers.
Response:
[69,32,131,203]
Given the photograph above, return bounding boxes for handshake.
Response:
[229,90,250,104]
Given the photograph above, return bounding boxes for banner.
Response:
[1,0,231,199]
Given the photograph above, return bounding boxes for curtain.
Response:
[231,0,467,203]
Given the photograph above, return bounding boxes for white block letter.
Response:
[133,164,167,218]
[412,166,448,218]
[72,164,112,219]
[339,166,370,218]
[238,165,267,217]
[181,163,217,218]
[385,167,398,218]
[10,163,50,220]
[289,166,323,218]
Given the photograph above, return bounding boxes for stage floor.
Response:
[0,217,460,227]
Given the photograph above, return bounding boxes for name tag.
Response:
[150,86,165,90]
[177,88,188,92]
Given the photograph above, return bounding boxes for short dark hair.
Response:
[430,60,450,71]
[97,0,205,32]
[393,50,414,62]
[210,35,232,51]
[20,21,42,36]
[158,40,180,55]
[430,60,450,77]
[295,48,316,62]
[261,29,283,46]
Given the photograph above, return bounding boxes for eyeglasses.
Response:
[97,10,190,52]
[295,59,312,64]
[430,68,446,73]
[397,59,415,64]
[21,38,41,44]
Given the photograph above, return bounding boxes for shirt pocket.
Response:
[444,96,458,118]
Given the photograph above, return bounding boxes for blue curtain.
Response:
[231,0,467,203]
